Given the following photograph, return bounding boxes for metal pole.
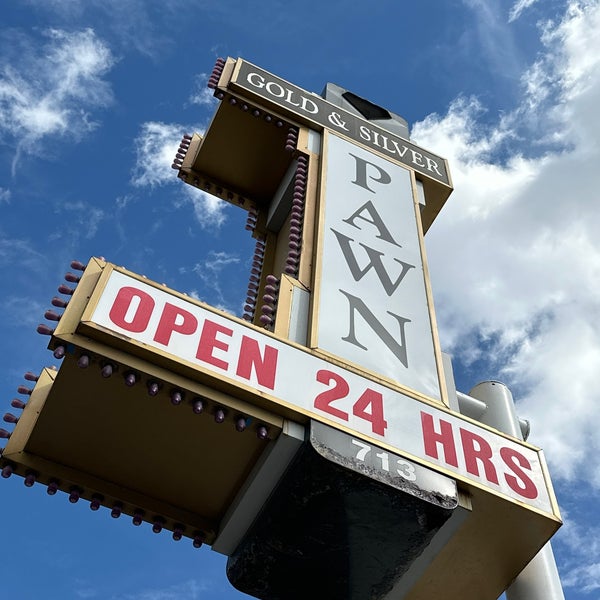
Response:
[468,381,565,600]
[505,544,565,600]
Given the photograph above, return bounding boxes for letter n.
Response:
[339,290,410,368]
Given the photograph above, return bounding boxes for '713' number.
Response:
[351,439,417,481]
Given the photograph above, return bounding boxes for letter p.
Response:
[154,303,198,346]
[349,153,391,193]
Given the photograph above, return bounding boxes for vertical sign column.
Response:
[314,133,442,401]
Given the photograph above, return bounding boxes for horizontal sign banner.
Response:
[87,268,555,516]
[230,59,450,186]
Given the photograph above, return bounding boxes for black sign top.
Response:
[231,60,451,187]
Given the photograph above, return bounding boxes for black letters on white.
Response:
[349,153,391,193]
[339,291,411,369]
[331,229,414,297]
[333,153,415,368]
[342,200,401,247]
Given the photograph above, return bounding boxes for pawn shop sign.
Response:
[1,57,561,600]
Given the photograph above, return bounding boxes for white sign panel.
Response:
[88,269,554,515]
[317,134,440,399]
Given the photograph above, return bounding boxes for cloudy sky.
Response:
[1,0,599,598]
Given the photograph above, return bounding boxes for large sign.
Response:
[86,268,555,515]
[230,59,451,186]
[316,133,441,399]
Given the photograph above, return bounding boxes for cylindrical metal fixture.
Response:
[468,381,522,438]
[505,543,565,600]
[468,381,565,600]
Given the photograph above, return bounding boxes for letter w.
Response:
[331,229,414,297]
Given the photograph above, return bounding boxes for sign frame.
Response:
[67,262,560,520]
[310,130,448,405]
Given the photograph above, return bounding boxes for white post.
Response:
[468,381,565,600]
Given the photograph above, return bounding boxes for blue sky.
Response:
[1,0,599,598]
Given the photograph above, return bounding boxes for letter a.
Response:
[343,201,401,247]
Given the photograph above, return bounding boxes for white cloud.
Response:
[413,7,600,588]
[20,0,203,58]
[184,187,228,229]
[508,0,540,22]
[563,563,600,593]
[0,188,10,203]
[556,509,600,592]
[74,579,99,599]
[195,250,241,274]
[57,201,106,240]
[20,0,85,15]
[0,295,47,328]
[0,235,47,272]
[461,0,524,81]
[131,121,186,188]
[132,121,228,229]
[115,194,135,209]
[117,578,208,600]
[188,74,218,107]
[412,0,600,488]
[0,28,114,173]
[543,0,600,103]
[180,250,241,309]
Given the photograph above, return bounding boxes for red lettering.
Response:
[314,370,350,421]
[460,428,499,484]
[421,412,458,467]
[352,389,387,436]
[236,335,278,390]
[501,447,538,499]
[109,286,155,333]
[196,319,233,370]
[154,303,198,346]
